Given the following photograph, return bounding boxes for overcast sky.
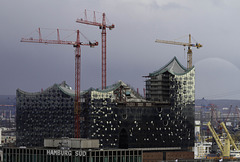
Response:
[1,0,240,100]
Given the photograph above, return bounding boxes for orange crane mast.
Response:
[76,10,115,89]
[21,28,98,138]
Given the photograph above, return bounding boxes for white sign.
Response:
[46,150,86,157]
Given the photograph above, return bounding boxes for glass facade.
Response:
[145,57,195,147]
[3,147,142,162]
[16,57,195,149]
[82,94,193,148]
[16,82,75,147]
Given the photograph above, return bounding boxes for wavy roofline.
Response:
[16,84,59,95]
[149,56,194,76]
[16,80,141,97]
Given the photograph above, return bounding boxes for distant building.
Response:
[16,57,195,150]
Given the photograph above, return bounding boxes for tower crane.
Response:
[76,10,115,89]
[155,34,202,69]
[21,28,98,138]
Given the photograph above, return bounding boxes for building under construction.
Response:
[16,57,195,151]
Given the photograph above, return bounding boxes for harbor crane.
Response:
[155,34,202,69]
[21,28,98,138]
[207,121,238,159]
[76,10,115,89]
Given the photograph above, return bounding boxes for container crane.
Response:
[76,10,115,89]
[220,122,238,151]
[155,34,202,69]
[207,121,238,159]
[21,28,98,138]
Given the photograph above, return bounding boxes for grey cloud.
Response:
[148,1,188,11]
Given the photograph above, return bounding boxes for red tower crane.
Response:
[76,10,115,89]
[21,28,98,138]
